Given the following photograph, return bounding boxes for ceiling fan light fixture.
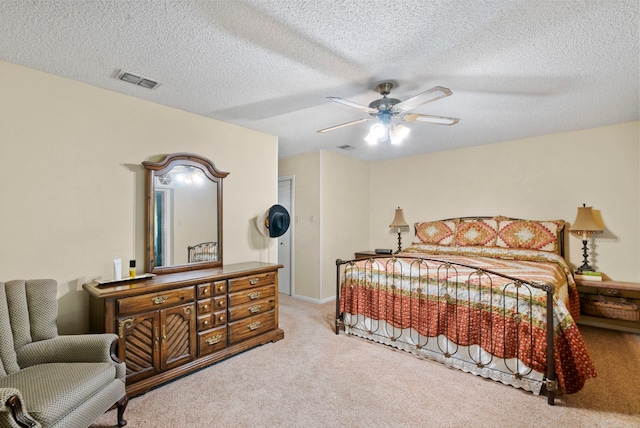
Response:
[389,124,410,145]
[364,130,379,145]
[365,122,387,145]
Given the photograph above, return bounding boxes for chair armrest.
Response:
[0,388,41,428]
[16,334,120,367]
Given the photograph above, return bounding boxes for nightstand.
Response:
[354,251,377,260]
[575,278,640,334]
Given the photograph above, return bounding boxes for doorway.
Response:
[277,176,293,295]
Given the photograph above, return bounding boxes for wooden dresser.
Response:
[83,262,284,397]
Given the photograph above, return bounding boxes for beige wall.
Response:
[278,152,321,300]
[0,60,278,333]
[279,150,369,302]
[320,150,369,301]
[369,121,640,282]
[280,122,639,302]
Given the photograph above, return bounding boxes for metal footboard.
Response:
[335,255,557,405]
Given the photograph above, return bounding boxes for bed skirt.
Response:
[343,313,545,394]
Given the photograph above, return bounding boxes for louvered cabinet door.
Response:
[160,302,197,371]
[117,311,161,384]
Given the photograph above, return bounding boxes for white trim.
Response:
[318,151,323,301]
[290,293,336,304]
[278,175,295,296]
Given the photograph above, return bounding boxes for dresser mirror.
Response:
[143,153,229,274]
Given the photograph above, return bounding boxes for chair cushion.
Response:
[0,362,116,427]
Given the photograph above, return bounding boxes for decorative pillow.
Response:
[454,218,499,247]
[496,219,564,253]
[414,220,458,245]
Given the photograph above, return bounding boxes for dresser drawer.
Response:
[228,311,275,345]
[213,295,226,310]
[212,280,227,295]
[117,286,194,315]
[228,298,276,322]
[197,283,213,299]
[228,285,275,307]
[197,310,227,331]
[198,326,227,356]
[197,299,212,315]
[228,272,275,292]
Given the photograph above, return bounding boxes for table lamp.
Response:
[389,207,409,254]
[569,204,602,272]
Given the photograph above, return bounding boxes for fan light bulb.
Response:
[389,124,410,145]
[365,123,386,145]
[364,131,378,145]
[370,123,385,138]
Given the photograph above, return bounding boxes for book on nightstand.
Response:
[574,271,603,282]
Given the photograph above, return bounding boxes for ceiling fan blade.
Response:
[402,113,460,126]
[317,118,371,133]
[393,86,452,112]
[327,97,378,114]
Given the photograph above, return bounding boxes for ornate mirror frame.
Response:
[143,153,229,274]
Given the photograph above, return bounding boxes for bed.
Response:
[335,216,597,405]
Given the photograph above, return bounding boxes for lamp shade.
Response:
[389,207,409,229]
[569,205,602,234]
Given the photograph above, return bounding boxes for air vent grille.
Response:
[116,70,159,89]
[337,145,355,150]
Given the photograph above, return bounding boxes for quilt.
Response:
[339,244,597,394]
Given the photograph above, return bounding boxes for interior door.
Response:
[277,177,293,295]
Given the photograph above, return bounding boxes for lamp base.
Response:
[577,239,595,273]
[395,232,403,254]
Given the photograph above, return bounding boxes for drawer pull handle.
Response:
[218,285,225,292]
[248,291,260,300]
[248,321,261,331]
[203,320,209,325]
[203,304,209,309]
[218,300,225,307]
[249,278,259,285]
[219,316,225,322]
[205,334,223,345]
[152,296,168,305]
[201,287,209,295]
[248,305,261,314]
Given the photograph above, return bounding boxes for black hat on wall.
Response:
[257,204,290,238]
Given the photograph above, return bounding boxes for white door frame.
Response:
[278,175,294,295]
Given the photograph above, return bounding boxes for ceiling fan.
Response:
[317,82,459,145]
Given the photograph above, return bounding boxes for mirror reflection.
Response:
[154,165,218,267]
[143,153,228,274]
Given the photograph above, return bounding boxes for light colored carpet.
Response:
[92,294,640,428]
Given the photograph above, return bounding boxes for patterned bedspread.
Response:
[339,244,597,394]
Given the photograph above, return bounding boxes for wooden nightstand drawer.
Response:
[118,286,194,315]
[228,311,275,345]
[228,298,276,322]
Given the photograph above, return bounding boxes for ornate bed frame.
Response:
[334,216,575,405]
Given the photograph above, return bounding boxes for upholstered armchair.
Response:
[0,279,127,427]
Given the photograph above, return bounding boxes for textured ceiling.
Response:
[0,0,638,162]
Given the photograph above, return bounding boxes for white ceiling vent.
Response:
[116,70,159,89]
[337,144,355,150]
